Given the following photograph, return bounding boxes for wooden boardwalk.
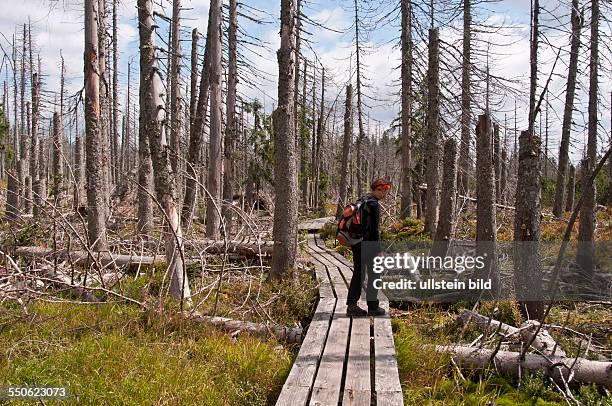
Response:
[276,230,403,406]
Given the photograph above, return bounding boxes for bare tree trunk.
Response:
[52,111,61,200]
[336,84,353,219]
[189,28,198,141]
[354,0,365,197]
[98,0,111,192]
[205,0,223,239]
[314,67,325,211]
[432,138,457,258]
[500,146,507,205]
[476,113,500,298]
[514,130,543,319]
[24,102,31,214]
[299,59,308,203]
[84,0,109,251]
[74,125,84,211]
[19,24,27,209]
[458,0,471,196]
[5,171,19,221]
[293,0,302,144]
[222,0,238,236]
[576,0,599,277]
[270,0,297,278]
[528,0,539,132]
[112,0,119,183]
[138,0,192,306]
[170,0,182,185]
[182,6,214,229]
[400,0,413,219]
[309,66,316,207]
[493,123,501,202]
[566,163,575,212]
[424,28,441,235]
[553,0,581,218]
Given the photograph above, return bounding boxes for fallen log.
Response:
[15,247,166,268]
[185,311,303,343]
[112,239,274,258]
[457,309,566,357]
[435,344,612,390]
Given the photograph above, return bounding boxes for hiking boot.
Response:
[346,304,367,317]
[367,306,386,317]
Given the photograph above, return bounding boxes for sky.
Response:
[0,0,610,166]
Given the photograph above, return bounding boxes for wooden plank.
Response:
[309,302,350,406]
[307,239,348,299]
[276,298,336,406]
[376,390,404,405]
[373,301,403,406]
[308,254,334,300]
[342,315,371,406]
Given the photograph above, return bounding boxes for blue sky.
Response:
[0,0,610,165]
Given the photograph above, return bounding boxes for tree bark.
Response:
[354,0,365,197]
[336,84,353,219]
[458,0,471,196]
[182,5,214,229]
[30,71,40,216]
[137,0,192,306]
[514,130,543,319]
[576,0,599,277]
[553,0,581,218]
[432,138,457,258]
[112,0,119,184]
[299,59,309,203]
[400,0,413,219]
[205,0,223,239]
[51,111,62,200]
[84,0,109,251]
[493,123,501,202]
[565,164,575,212]
[189,28,199,140]
[169,0,182,185]
[270,0,297,278]
[222,0,238,236]
[435,345,612,389]
[424,28,441,235]
[476,114,500,298]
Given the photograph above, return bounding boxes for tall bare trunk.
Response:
[313,67,325,210]
[299,59,308,203]
[270,0,297,278]
[112,0,119,183]
[424,28,441,235]
[553,0,581,218]
[566,164,575,212]
[52,112,61,200]
[493,123,501,202]
[336,84,353,218]
[576,0,599,277]
[30,71,40,216]
[458,0,471,196]
[205,0,223,239]
[400,0,413,218]
[170,0,182,184]
[138,0,192,306]
[182,5,214,229]
[354,0,365,197]
[476,114,500,298]
[189,28,198,141]
[84,0,109,250]
[222,0,238,235]
[293,0,302,144]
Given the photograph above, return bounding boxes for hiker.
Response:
[346,178,391,317]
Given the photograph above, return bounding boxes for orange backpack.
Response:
[336,197,370,246]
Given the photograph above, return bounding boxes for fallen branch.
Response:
[457,310,566,356]
[185,311,303,343]
[435,344,612,389]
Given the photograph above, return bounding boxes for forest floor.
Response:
[1,202,611,404]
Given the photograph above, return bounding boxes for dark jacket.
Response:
[360,194,381,254]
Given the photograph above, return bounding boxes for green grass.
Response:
[0,302,293,405]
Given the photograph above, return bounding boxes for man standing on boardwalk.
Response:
[346,179,391,317]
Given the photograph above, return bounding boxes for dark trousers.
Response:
[347,242,380,309]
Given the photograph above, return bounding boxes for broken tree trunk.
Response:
[457,309,566,357]
[435,345,612,390]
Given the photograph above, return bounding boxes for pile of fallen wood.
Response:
[433,309,612,391]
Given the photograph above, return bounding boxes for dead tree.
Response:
[424,28,441,235]
[30,72,40,217]
[313,67,325,210]
[576,0,599,277]
[51,112,61,200]
[336,84,353,219]
[5,171,19,221]
[182,5,214,229]
[270,0,297,278]
[222,0,238,235]
[137,0,192,305]
[74,110,84,211]
[432,138,457,258]
[206,0,223,239]
[400,0,413,219]
[299,59,309,203]
[553,0,581,218]
[112,0,119,183]
[458,0,471,196]
[169,0,182,183]
[189,28,198,138]
[84,0,109,251]
[354,0,366,197]
[493,123,501,202]
[476,114,500,298]
[514,130,543,319]
[98,0,111,189]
